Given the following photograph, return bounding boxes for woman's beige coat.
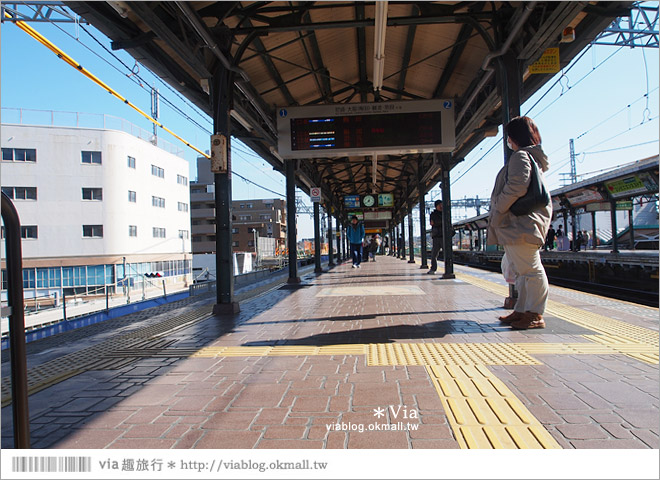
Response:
[487,146,552,247]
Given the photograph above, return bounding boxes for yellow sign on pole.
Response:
[529,48,560,74]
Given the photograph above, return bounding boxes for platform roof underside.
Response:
[65,1,630,218]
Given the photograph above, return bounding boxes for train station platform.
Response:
[1,256,658,455]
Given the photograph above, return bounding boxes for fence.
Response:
[2,107,185,157]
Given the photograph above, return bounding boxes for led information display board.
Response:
[277,99,455,158]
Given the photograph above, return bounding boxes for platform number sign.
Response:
[310,187,321,203]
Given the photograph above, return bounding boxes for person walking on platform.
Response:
[428,200,444,274]
[545,224,556,251]
[574,231,584,252]
[583,230,590,250]
[347,215,365,268]
[369,234,380,261]
[487,116,552,330]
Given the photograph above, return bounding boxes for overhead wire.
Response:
[17,0,214,131]
[6,10,211,159]
[9,9,288,199]
[454,44,653,188]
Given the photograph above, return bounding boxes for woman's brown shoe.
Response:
[511,312,545,330]
[498,311,525,324]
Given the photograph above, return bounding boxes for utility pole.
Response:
[561,138,578,187]
[151,87,159,141]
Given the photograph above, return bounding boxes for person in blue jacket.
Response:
[346,215,365,268]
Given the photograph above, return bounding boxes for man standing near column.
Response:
[428,200,444,274]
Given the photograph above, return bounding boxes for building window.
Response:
[177,202,189,212]
[127,156,136,168]
[151,165,165,178]
[81,151,102,165]
[177,174,188,186]
[23,269,35,289]
[82,188,103,201]
[248,240,254,247]
[37,268,49,288]
[260,214,271,220]
[128,190,137,203]
[238,215,252,221]
[21,225,38,239]
[231,227,239,234]
[246,203,253,209]
[232,241,239,247]
[1,269,7,290]
[129,225,137,237]
[178,230,189,239]
[83,225,103,238]
[152,196,166,208]
[239,204,245,209]
[2,148,37,162]
[1,187,37,200]
[153,227,166,238]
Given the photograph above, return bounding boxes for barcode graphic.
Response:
[12,456,92,473]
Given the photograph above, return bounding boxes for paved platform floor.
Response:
[2,256,658,449]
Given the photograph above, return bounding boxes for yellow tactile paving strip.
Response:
[366,342,540,366]
[3,269,656,450]
[426,364,561,449]
[456,272,659,364]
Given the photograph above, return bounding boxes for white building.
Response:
[1,112,192,304]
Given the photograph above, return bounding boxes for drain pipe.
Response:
[174,1,275,133]
[456,1,537,125]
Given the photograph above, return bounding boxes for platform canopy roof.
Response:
[455,155,660,230]
[65,1,632,220]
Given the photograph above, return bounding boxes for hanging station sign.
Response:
[344,195,361,208]
[564,187,604,207]
[276,99,455,158]
[605,172,658,199]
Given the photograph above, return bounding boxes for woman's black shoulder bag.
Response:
[509,154,551,216]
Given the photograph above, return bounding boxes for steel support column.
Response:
[395,225,400,257]
[336,217,342,262]
[400,219,406,259]
[628,206,635,250]
[591,211,598,250]
[500,51,521,303]
[418,169,429,268]
[286,159,301,283]
[327,211,335,266]
[610,199,619,253]
[212,64,239,315]
[570,209,578,251]
[440,154,455,279]
[314,202,322,273]
[408,206,415,263]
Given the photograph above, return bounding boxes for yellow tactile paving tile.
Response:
[456,271,659,364]
[367,342,540,366]
[190,344,368,358]
[426,364,561,449]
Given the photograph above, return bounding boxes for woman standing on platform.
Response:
[487,116,552,329]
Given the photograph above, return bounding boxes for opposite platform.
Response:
[1,256,658,449]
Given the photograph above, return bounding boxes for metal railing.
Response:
[1,191,31,448]
[2,107,185,158]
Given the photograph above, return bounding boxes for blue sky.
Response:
[2,11,658,237]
